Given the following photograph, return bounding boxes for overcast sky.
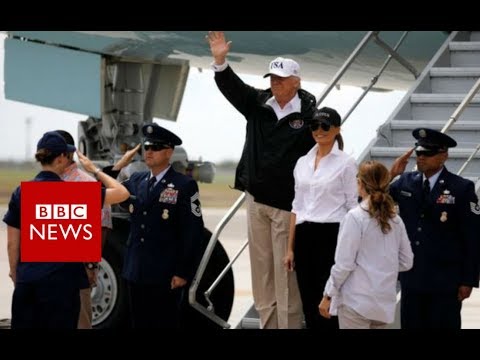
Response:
[0,34,406,164]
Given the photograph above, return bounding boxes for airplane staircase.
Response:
[234,31,480,329]
[359,31,480,193]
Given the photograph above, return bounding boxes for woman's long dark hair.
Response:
[358,160,396,234]
[335,133,344,150]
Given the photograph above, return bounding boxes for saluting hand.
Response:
[112,143,141,171]
[206,31,231,65]
[76,151,97,174]
[390,147,415,180]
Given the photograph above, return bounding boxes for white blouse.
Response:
[324,201,414,323]
[291,142,358,224]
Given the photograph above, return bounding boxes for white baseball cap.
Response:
[263,57,301,78]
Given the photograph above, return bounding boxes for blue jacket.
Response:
[121,167,204,286]
[390,167,480,293]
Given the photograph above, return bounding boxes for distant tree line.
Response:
[0,159,239,171]
[0,160,39,170]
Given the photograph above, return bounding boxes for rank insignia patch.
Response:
[191,192,202,217]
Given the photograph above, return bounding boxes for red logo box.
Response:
[21,181,102,262]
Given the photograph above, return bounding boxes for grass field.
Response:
[0,166,39,204]
[198,169,243,208]
[0,165,240,209]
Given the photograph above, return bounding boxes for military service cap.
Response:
[412,128,457,151]
[142,123,182,148]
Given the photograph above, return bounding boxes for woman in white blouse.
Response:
[318,160,414,329]
[284,107,358,329]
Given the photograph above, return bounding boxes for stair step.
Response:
[388,120,480,148]
[450,42,480,51]
[411,94,480,103]
[449,42,480,67]
[430,67,480,77]
[409,94,480,121]
[429,68,480,93]
[391,120,480,130]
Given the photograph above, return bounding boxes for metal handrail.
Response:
[343,32,410,124]
[437,77,480,175]
[441,77,480,133]
[316,31,377,107]
[373,33,419,78]
[317,31,419,113]
[457,144,480,176]
[204,238,249,310]
[412,76,480,174]
[188,192,246,328]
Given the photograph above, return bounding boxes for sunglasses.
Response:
[309,122,331,132]
[144,144,171,151]
[415,150,445,157]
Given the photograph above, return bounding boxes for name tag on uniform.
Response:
[400,190,412,197]
[159,188,178,204]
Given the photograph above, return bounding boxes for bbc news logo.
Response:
[21,182,102,262]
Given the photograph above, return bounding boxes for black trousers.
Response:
[11,270,80,329]
[400,289,462,329]
[127,281,184,328]
[295,222,340,329]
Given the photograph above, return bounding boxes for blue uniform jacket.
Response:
[121,167,204,286]
[390,167,480,293]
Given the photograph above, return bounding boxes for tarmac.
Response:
[2,205,480,329]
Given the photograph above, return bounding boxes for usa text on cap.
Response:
[263,57,300,78]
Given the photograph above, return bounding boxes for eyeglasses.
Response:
[415,150,446,157]
[144,144,171,152]
[309,122,331,132]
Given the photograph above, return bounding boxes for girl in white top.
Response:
[319,160,414,329]
[284,107,358,329]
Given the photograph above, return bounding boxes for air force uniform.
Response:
[390,128,480,328]
[121,124,204,328]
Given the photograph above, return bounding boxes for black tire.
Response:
[93,219,235,329]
